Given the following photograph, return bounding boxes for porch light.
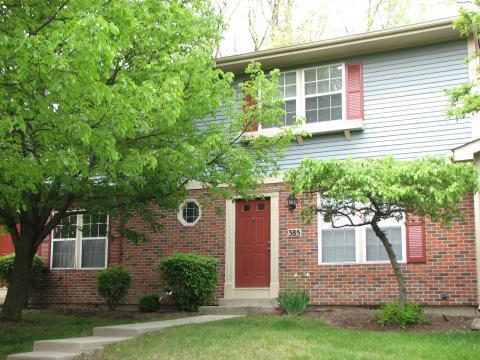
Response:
[287,193,297,211]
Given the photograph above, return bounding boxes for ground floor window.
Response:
[51,213,108,269]
[319,215,405,265]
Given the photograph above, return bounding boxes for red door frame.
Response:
[235,198,270,288]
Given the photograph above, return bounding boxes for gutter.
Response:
[217,17,460,73]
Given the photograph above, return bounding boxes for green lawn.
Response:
[89,315,480,360]
[0,311,172,359]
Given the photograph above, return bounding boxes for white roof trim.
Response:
[452,138,480,162]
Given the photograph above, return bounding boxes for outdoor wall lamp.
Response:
[287,193,297,212]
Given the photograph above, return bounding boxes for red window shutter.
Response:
[243,94,258,131]
[0,233,15,256]
[107,219,122,266]
[346,63,364,120]
[37,234,51,268]
[406,213,426,263]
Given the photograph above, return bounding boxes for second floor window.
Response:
[261,63,345,130]
[279,72,297,126]
[305,65,343,122]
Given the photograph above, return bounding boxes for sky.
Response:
[217,0,461,57]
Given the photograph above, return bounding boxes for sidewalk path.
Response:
[8,314,242,360]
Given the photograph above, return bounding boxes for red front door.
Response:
[235,198,270,287]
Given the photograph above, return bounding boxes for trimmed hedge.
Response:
[158,253,218,312]
[0,253,45,287]
[96,266,132,310]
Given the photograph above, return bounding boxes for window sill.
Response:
[246,119,364,142]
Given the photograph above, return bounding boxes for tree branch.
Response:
[29,0,70,36]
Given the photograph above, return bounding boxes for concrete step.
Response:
[32,336,131,352]
[7,351,83,360]
[93,315,241,337]
[198,305,275,315]
[218,298,278,307]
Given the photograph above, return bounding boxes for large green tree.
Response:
[0,0,292,321]
[447,0,480,118]
[285,157,477,307]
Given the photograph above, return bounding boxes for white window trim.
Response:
[50,214,109,270]
[255,62,364,138]
[178,199,202,226]
[317,211,406,266]
[303,63,345,121]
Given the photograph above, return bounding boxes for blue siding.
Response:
[200,40,471,170]
[276,40,471,170]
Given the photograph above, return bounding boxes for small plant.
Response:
[158,252,218,312]
[96,266,132,311]
[277,272,310,315]
[0,253,45,287]
[138,294,161,313]
[376,301,428,328]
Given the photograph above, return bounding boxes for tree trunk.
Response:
[0,236,35,322]
[370,220,408,307]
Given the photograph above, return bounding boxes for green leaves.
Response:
[158,253,219,312]
[286,156,478,224]
[447,1,480,118]
[0,1,290,243]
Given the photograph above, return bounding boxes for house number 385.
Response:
[288,229,301,237]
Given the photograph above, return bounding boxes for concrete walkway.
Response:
[8,315,241,360]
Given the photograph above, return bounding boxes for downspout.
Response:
[473,154,480,311]
[467,33,480,310]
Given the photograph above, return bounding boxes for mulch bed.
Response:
[303,307,476,332]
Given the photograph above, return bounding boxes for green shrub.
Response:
[138,294,161,313]
[0,253,45,287]
[277,274,310,315]
[158,253,218,312]
[376,301,428,328]
[96,266,132,310]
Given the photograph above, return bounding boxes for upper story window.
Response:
[51,213,108,270]
[279,72,297,126]
[261,63,345,130]
[304,64,343,123]
[253,62,364,138]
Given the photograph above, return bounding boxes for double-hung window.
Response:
[304,64,343,123]
[263,71,297,129]
[319,210,405,265]
[261,63,346,130]
[279,71,297,126]
[51,213,108,269]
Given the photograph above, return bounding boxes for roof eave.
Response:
[216,18,462,74]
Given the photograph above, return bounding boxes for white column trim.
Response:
[473,154,480,309]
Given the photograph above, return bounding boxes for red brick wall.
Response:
[31,189,226,305]
[278,186,477,306]
[31,185,478,307]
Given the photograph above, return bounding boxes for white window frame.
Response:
[302,63,346,123]
[317,206,406,266]
[254,62,363,138]
[178,199,202,226]
[50,213,109,270]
